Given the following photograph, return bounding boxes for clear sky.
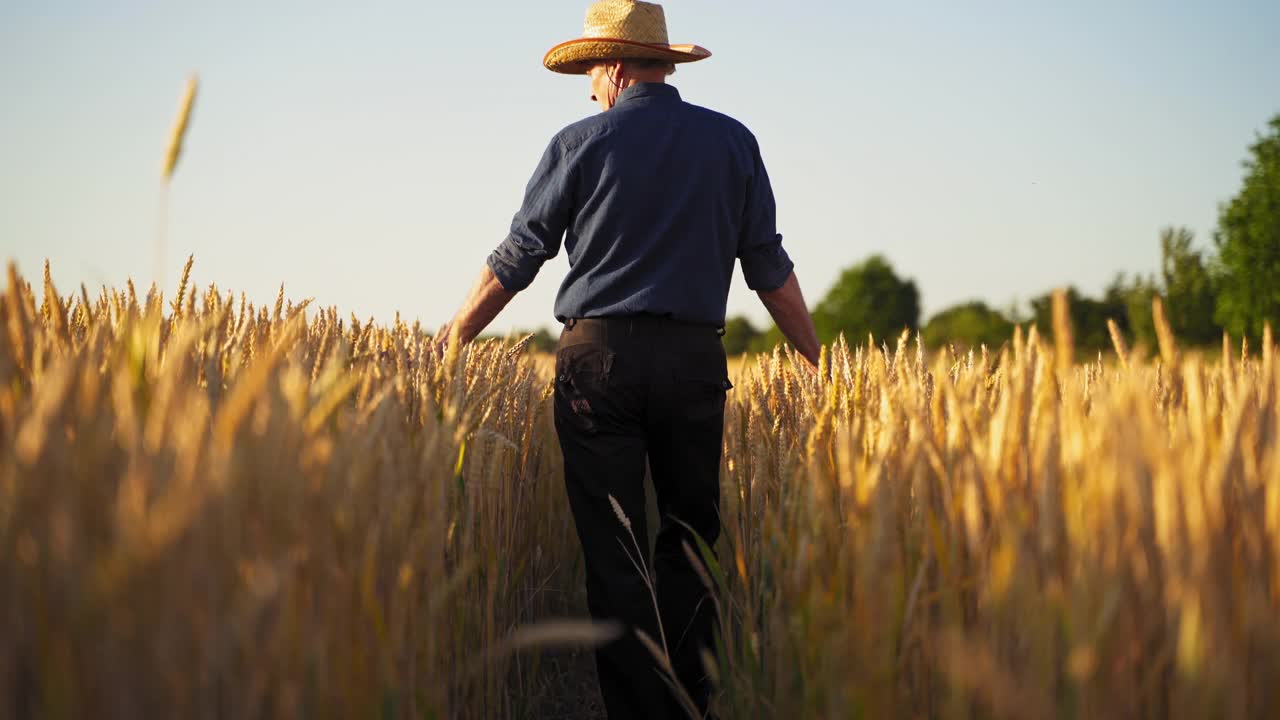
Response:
[3,0,1278,334]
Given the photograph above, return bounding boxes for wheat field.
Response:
[3,260,1279,719]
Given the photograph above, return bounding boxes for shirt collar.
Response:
[615,82,681,107]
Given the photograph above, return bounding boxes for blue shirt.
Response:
[486,83,793,327]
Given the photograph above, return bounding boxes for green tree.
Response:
[1030,286,1126,353]
[721,316,762,356]
[1106,272,1158,350]
[1159,226,1219,344]
[1102,228,1219,352]
[813,255,920,345]
[527,327,558,353]
[479,327,557,353]
[748,324,785,354]
[921,301,1013,350]
[1214,114,1280,339]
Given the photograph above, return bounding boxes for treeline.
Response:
[723,228,1215,355]
[726,113,1280,355]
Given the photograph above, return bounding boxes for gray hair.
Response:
[624,58,677,76]
[595,58,677,76]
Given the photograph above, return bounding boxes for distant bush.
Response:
[922,301,1013,350]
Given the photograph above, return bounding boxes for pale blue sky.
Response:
[3,1,1278,333]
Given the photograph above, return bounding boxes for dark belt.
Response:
[561,315,726,344]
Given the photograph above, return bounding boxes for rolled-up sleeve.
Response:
[738,134,794,292]
[487,136,575,292]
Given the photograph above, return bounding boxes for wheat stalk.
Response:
[155,74,198,289]
[162,75,199,181]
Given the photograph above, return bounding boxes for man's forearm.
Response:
[443,265,517,345]
[757,271,820,368]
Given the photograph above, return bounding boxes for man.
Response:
[440,1,820,717]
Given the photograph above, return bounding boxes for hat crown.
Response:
[543,0,708,74]
[582,0,670,45]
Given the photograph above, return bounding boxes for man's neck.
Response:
[621,73,668,88]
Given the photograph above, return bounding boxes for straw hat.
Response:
[543,0,711,75]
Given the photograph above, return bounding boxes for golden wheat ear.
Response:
[162,74,198,181]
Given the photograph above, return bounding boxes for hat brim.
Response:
[543,38,711,74]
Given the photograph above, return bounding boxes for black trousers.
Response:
[554,316,729,720]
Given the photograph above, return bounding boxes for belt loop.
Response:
[565,318,577,330]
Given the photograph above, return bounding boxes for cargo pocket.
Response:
[554,344,615,436]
